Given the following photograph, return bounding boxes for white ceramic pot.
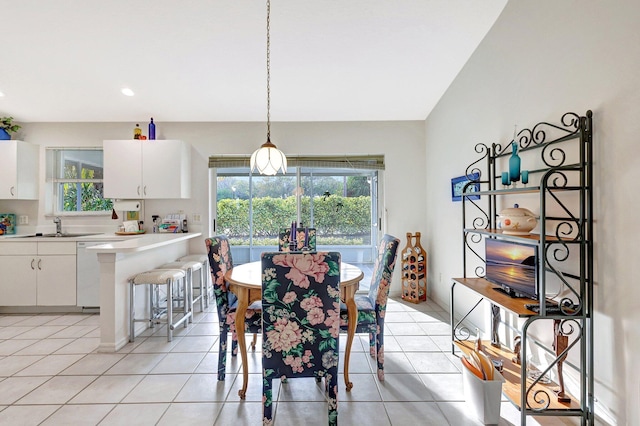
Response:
[498,204,538,235]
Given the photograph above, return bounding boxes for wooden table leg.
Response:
[344,297,357,391]
[235,288,249,399]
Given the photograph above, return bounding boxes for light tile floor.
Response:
[0,298,582,425]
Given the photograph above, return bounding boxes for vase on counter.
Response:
[0,129,10,140]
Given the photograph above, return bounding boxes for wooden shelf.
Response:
[452,277,539,317]
[455,340,580,411]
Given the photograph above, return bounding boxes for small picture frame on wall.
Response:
[451,172,480,202]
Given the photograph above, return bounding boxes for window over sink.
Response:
[46,148,113,215]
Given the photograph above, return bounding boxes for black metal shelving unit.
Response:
[450,111,594,425]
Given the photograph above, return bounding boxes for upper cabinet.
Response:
[103,139,191,199]
[0,140,39,199]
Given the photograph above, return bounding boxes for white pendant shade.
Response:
[250,141,287,176]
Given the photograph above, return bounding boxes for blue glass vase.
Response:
[0,129,10,140]
[509,141,521,182]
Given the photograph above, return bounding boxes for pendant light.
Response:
[250,0,287,176]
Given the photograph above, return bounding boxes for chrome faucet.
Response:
[53,217,62,235]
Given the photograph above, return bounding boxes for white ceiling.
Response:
[0,0,506,123]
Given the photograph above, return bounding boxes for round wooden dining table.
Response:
[224,260,364,399]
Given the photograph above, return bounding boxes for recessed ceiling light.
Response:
[121,88,135,96]
[0,91,5,97]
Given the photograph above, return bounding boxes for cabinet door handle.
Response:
[37,259,42,270]
[143,186,147,195]
[31,259,35,270]
[10,186,15,196]
[137,186,141,196]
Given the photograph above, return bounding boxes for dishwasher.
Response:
[77,241,114,309]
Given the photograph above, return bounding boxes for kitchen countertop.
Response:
[0,232,203,255]
[0,233,129,241]
[87,232,202,253]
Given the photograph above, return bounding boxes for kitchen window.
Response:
[47,148,113,214]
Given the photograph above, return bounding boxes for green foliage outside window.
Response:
[61,166,112,212]
[217,195,371,245]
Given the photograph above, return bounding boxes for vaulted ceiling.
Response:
[0,1,507,123]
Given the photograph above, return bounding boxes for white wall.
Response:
[424,1,640,424]
[0,120,425,294]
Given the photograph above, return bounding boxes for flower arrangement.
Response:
[0,116,21,134]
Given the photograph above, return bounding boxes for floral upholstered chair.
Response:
[205,235,261,381]
[340,234,400,382]
[261,251,341,426]
[278,227,317,252]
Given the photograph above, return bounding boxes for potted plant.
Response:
[0,116,21,140]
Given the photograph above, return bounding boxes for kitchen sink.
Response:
[17,233,103,238]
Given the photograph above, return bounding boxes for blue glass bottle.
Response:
[509,141,521,182]
[148,118,156,140]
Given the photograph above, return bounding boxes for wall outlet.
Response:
[439,272,442,283]
[19,215,29,225]
[192,214,201,224]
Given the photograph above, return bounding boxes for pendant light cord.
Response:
[266,0,271,142]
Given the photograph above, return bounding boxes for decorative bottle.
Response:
[134,124,141,140]
[148,118,156,140]
[509,141,521,182]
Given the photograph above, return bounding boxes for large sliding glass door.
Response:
[214,165,380,268]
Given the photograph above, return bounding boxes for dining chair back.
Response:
[261,251,341,426]
[278,227,317,252]
[206,235,262,381]
[340,234,400,381]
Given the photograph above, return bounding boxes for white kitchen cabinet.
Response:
[0,241,76,306]
[0,255,37,305]
[0,140,39,199]
[103,139,191,199]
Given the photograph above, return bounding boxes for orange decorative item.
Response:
[401,232,427,303]
[461,355,485,380]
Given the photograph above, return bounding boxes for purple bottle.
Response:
[149,118,156,140]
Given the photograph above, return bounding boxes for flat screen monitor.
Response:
[485,238,538,299]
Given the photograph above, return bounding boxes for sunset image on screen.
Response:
[485,239,537,296]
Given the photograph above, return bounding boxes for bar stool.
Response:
[129,268,191,342]
[178,254,210,310]
[158,260,202,322]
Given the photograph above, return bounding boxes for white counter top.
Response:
[87,232,202,253]
[0,232,202,250]
[0,233,128,242]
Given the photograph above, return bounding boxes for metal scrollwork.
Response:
[561,112,581,129]
[492,142,508,157]
[525,319,582,412]
[515,112,581,152]
[547,236,570,262]
[466,143,489,179]
[464,232,485,278]
[528,389,552,412]
[541,144,567,168]
[454,325,472,342]
[555,221,578,244]
[559,296,582,315]
[545,170,569,189]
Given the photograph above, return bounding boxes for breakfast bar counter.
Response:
[88,232,202,352]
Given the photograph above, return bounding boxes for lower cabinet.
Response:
[0,242,76,306]
[0,255,37,305]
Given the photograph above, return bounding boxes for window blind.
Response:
[208,155,384,170]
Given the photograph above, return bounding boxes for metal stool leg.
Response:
[129,278,136,342]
